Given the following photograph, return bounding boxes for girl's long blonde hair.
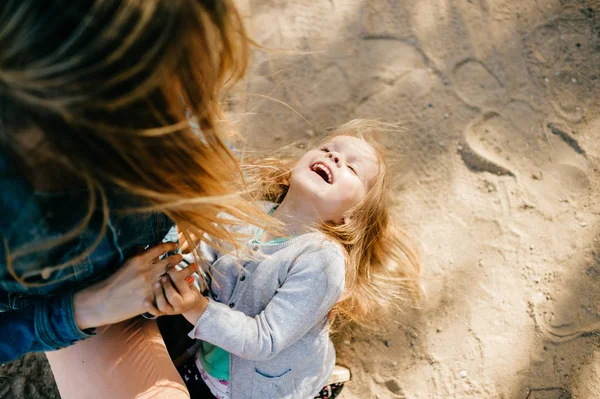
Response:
[0,0,268,284]
[243,120,422,330]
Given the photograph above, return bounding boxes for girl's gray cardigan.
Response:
[188,226,345,399]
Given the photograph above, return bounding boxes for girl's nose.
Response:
[327,152,341,164]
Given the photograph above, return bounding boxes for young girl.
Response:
[148,121,421,398]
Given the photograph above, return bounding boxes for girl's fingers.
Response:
[152,254,184,279]
[153,281,174,314]
[166,263,198,294]
[161,277,183,308]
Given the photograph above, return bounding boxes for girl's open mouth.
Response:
[310,162,333,184]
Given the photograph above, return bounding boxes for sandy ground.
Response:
[2,0,600,398]
[237,0,600,397]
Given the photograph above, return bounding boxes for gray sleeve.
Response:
[187,245,345,361]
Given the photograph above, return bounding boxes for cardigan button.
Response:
[239,275,246,282]
[228,302,235,308]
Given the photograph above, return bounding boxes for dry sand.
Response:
[2,0,599,398]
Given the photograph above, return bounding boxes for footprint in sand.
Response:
[524,4,599,122]
[360,0,413,40]
[531,248,600,343]
[453,59,509,110]
[384,378,405,396]
[455,53,592,213]
[354,39,437,111]
[532,292,600,344]
[459,99,547,178]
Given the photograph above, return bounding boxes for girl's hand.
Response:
[146,264,209,325]
[73,242,183,330]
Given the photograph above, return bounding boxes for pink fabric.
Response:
[46,317,190,399]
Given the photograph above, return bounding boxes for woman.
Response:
[0,1,265,397]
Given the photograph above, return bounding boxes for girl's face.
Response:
[289,135,380,223]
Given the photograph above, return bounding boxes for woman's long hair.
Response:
[243,120,422,330]
[0,0,269,284]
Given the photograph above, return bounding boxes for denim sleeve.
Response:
[0,153,95,363]
[0,152,175,364]
[0,292,95,364]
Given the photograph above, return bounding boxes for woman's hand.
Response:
[177,229,198,254]
[145,265,209,326]
[73,242,183,330]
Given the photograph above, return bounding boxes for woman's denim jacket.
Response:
[0,154,173,363]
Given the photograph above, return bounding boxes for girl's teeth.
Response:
[312,163,332,183]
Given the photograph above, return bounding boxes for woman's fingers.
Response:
[153,281,174,314]
[151,254,184,279]
[177,231,190,253]
[143,242,178,263]
[161,277,183,309]
[143,299,163,318]
[177,230,199,254]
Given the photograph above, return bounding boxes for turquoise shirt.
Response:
[198,341,230,380]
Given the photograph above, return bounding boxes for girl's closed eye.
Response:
[348,165,357,175]
[321,146,329,152]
